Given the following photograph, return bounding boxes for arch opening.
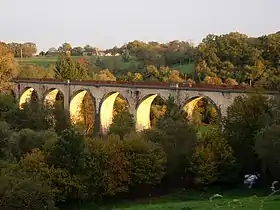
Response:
[70,90,95,134]
[100,92,129,134]
[19,87,39,109]
[44,88,64,107]
[183,96,220,126]
[136,94,166,131]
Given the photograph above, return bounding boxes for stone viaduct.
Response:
[12,79,278,134]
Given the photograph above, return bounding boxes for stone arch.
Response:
[69,89,95,127]
[19,87,39,109]
[183,95,221,122]
[136,94,166,131]
[99,92,130,134]
[43,88,64,107]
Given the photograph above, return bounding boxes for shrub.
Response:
[0,174,56,210]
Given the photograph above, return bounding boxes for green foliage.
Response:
[48,127,85,174]
[0,174,56,210]
[19,64,54,79]
[255,124,280,180]
[109,110,135,140]
[122,133,166,187]
[223,93,275,177]
[84,133,166,198]
[0,94,16,120]
[0,121,12,159]
[54,54,89,80]
[6,129,56,161]
[145,96,196,186]
[190,126,235,185]
[3,99,68,132]
[85,135,130,197]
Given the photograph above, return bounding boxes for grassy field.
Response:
[16,56,195,74]
[81,189,280,210]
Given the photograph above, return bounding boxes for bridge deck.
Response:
[13,78,279,94]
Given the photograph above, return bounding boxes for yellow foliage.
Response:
[203,76,223,85]
[168,70,184,83]
[133,73,143,81]
[98,69,116,81]
[113,96,129,117]
[225,78,238,86]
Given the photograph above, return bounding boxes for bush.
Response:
[190,126,235,185]
[0,174,56,210]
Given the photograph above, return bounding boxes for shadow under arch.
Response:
[69,89,95,130]
[136,94,166,132]
[99,91,130,134]
[19,87,39,110]
[183,96,221,123]
[43,88,64,107]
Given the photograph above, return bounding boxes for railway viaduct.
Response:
[12,79,278,134]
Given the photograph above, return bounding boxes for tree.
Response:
[71,47,84,56]
[8,42,37,57]
[19,64,53,79]
[0,175,56,210]
[54,54,89,80]
[84,44,94,53]
[58,42,72,53]
[0,42,19,93]
[97,69,116,81]
[191,126,235,185]
[223,93,275,178]
[109,110,135,140]
[48,127,85,174]
[145,96,196,186]
[255,124,280,180]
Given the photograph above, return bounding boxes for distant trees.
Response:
[58,42,72,54]
[8,42,37,58]
[19,64,54,79]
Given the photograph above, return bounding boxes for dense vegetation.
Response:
[14,31,280,90]
[1,31,280,209]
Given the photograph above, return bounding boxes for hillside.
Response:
[16,56,195,75]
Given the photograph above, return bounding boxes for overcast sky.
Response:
[0,0,279,51]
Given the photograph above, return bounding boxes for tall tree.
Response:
[58,42,72,53]
[0,42,19,93]
[54,54,88,80]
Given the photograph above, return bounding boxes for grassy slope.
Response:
[84,189,280,210]
[16,56,195,74]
